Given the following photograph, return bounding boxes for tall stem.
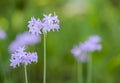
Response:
[43,33,46,83]
[24,65,28,83]
[87,55,92,83]
[77,61,83,83]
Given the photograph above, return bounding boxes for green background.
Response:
[0,0,120,83]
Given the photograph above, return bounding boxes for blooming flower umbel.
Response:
[71,44,88,62]
[28,13,60,35]
[28,17,42,35]
[71,35,102,62]
[10,46,38,68]
[9,32,41,53]
[0,28,6,39]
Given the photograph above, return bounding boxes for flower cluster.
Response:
[80,35,102,52]
[10,46,38,68]
[9,32,41,52]
[71,35,102,62]
[0,28,6,39]
[71,45,88,62]
[28,13,60,35]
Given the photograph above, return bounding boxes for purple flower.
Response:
[28,13,60,35]
[81,35,102,52]
[88,35,101,44]
[42,13,60,33]
[10,46,38,68]
[71,35,102,62]
[9,32,41,53]
[71,45,81,57]
[28,17,42,35]
[0,28,6,39]
[71,45,88,62]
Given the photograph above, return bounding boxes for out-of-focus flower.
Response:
[71,35,102,62]
[71,45,81,57]
[9,32,41,53]
[28,13,60,35]
[80,35,102,52]
[88,35,101,44]
[71,45,88,62]
[10,46,38,68]
[0,28,6,39]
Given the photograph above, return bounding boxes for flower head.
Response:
[71,45,88,62]
[88,35,101,44]
[10,46,38,68]
[0,28,6,39]
[71,35,102,62]
[42,13,60,33]
[9,32,41,53]
[80,35,102,52]
[28,13,60,35]
[28,17,42,35]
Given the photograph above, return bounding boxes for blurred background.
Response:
[0,0,120,83]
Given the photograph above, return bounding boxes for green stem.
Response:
[87,55,92,83]
[24,65,28,83]
[43,33,46,83]
[77,61,83,83]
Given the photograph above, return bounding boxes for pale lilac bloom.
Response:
[71,35,102,62]
[9,40,23,53]
[28,17,42,35]
[80,35,102,52]
[10,46,38,68]
[9,32,41,53]
[0,28,6,39]
[80,41,101,52]
[42,13,60,33]
[28,13,60,35]
[16,32,41,45]
[88,35,101,44]
[71,45,88,62]
[71,45,81,57]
